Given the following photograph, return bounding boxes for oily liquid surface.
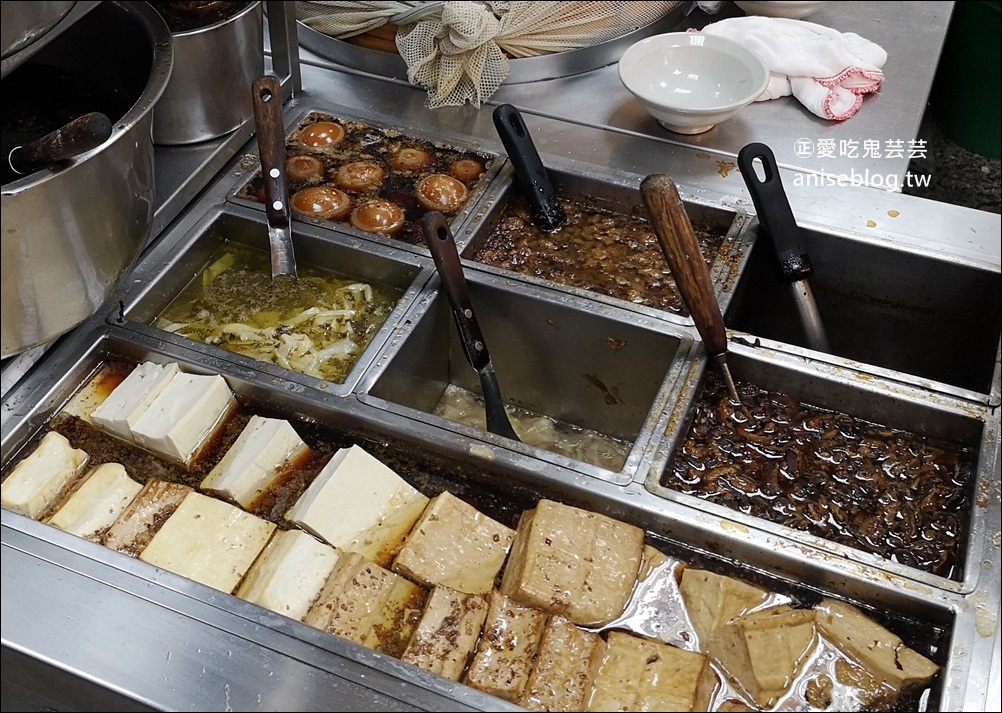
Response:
[471,191,727,315]
[155,243,403,383]
[665,372,975,578]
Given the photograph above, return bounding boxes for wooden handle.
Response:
[251,75,289,231]
[9,112,112,175]
[641,174,728,357]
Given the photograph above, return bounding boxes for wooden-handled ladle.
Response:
[641,174,740,402]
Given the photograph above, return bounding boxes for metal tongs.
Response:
[251,75,297,279]
[421,212,521,441]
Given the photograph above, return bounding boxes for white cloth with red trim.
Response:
[701,16,886,121]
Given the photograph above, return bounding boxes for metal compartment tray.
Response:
[1,324,993,711]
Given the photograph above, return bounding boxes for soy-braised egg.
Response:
[286,155,325,183]
[350,199,405,234]
[449,158,484,183]
[291,186,352,220]
[335,161,385,192]
[299,121,345,148]
[389,147,432,171]
[416,174,469,213]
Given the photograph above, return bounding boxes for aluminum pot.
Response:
[152,1,263,145]
[0,1,77,59]
[1,1,173,358]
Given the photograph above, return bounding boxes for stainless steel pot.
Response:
[1,1,173,358]
[0,1,77,59]
[152,1,263,145]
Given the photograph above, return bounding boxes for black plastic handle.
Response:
[252,75,290,232]
[737,142,813,282]
[421,212,491,372]
[492,104,567,231]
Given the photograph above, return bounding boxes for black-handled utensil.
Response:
[7,112,112,177]
[492,104,567,231]
[641,174,740,402]
[251,75,297,279]
[421,211,521,441]
[737,142,831,353]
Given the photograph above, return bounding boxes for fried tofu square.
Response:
[464,590,548,701]
[519,615,606,712]
[392,491,513,595]
[586,631,717,712]
[500,499,644,626]
[401,585,488,681]
[305,551,425,657]
[706,605,817,708]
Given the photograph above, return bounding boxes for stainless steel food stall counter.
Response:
[3,3,1000,711]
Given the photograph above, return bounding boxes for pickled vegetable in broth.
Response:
[155,245,402,382]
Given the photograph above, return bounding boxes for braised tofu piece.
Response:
[139,492,275,593]
[1,431,89,519]
[587,631,717,712]
[520,615,606,712]
[679,567,771,642]
[102,478,192,556]
[815,598,939,691]
[464,590,548,701]
[286,444,428,566]
[305,551,425,657]
[90,361,180,440]
[201,416,310,508]
[401,585,488,681]
[130,371,236,465]
[500,499,644,626]
[45,463,142,541]
[236,529,341,621]
[706,605,817,708]
[392,491,513,595]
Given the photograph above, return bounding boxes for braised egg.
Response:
[291,186,352,220]
[350,199,405,235]
[335,161,385,192]
[389,147,432,172]
[299,121,345,148]
[449,158,484,183]
[416,174,469,213]
[286,155,325,183]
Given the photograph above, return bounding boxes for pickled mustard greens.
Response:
[155,245,402,382]
[433,384,631,471]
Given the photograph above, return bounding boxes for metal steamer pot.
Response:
[1,1,172,358]
[0,1,78,59]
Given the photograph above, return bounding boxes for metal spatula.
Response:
[421,211,521,441]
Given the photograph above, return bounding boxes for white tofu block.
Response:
[45,463,142,541]
[236,529,341,621]
[401,585,488,681]
[201,416,310,509]
[392,490,514,595]
[139,491,275,593]
[1,431,89,519]
[90,362,180,440]
[285,444,428,566]
[61,363,133,424]
[305,551,425,656]
[130,371,236,465]
[707,605,817,708]
[500,499,644,626]
[464,590,548,702]
[815,598,939,691]
[679,567,771,643]
[103,478,192,556]
[520,615,606,712]
[587,631,718,712]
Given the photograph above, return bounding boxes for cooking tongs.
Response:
[251,75,297,279]
[421,212,521,442]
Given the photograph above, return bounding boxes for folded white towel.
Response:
[701,16,886,121]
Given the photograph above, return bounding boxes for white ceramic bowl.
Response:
[618,32,770,134]
[734,1,829,20]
